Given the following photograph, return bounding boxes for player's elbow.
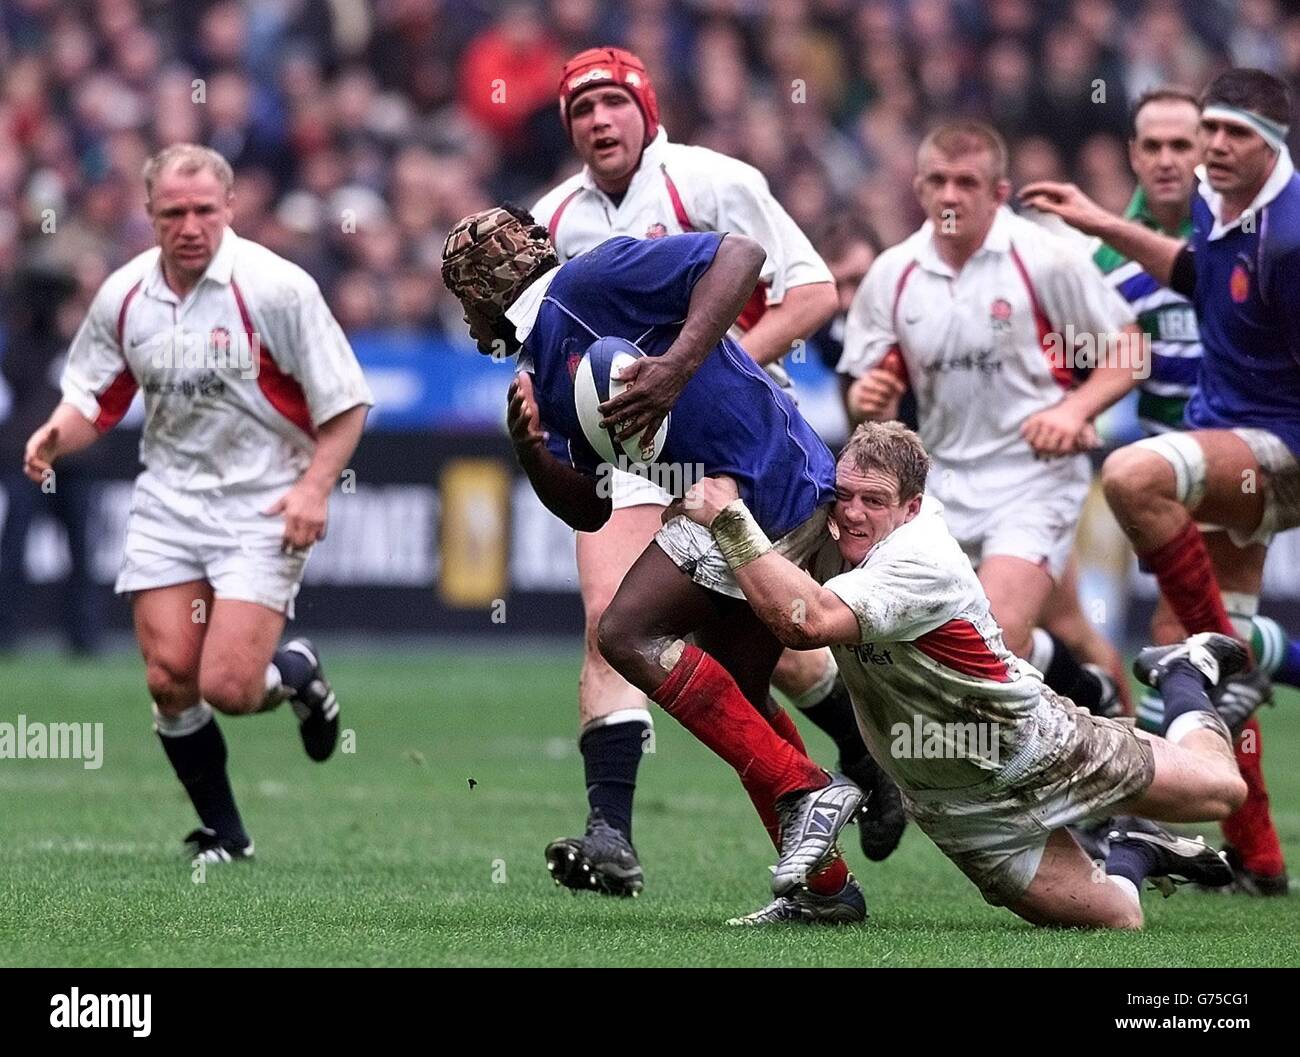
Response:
[776,612,833,651]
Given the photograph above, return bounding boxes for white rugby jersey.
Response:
[812,498,1072,792]
[838,207,1134,466]
[61,229,373,492]
[532,128,832,332]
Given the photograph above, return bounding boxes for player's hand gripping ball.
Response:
[574,336,673,465]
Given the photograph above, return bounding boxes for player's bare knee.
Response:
[199,670,262,715]
[145,660,198,710]
[595,604,640,679]
[1101,447,1169,514]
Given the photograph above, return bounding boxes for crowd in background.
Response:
[3,0,1300,352]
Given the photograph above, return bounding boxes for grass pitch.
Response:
[2,644,1298,967]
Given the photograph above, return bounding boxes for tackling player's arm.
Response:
[599,232,766,443]
[510,373,611,533]
[679,477,859,650]
[1019,182,1185,286]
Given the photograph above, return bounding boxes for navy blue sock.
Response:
[799,680,868,770]
[580,721,647,842]
[1157,660,1212,737]
[1106,838,1162,890]
[158,717,249,846]
[272,645,314,695]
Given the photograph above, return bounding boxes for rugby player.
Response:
[1023,68,1299,896]
[23,145,373,863]
[442,206,865,922]
[1079,86,1293,893]
[525,47,898,889]
[681,422,1244,928]
[840,121,1139,720]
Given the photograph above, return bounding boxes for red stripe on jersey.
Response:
[1009,244,1072,390]
[96,279,144,431]
[548,188,582,243]
[230,279,316,438]
[94,369,139,432]
[660,164,694,231]
[116,279,143,346]
[735,282,769,331]
[890,259,918,336]
[913,619,1011,683]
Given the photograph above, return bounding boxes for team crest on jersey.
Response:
[1229,262,1251,303]
[989,298,1013,331]
[645,222,668,239]
[209,326,232,355]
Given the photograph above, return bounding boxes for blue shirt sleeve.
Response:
[560,233,727,329]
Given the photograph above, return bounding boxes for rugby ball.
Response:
[573,337,670,465]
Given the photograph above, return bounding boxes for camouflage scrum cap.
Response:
[440,206,557,315]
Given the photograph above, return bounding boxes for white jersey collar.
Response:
[504,264,561,344]
[916,206,1014,276]
[1197,148,1295,241]
[144,227,238,302]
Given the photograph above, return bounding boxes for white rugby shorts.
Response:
[115,472,310,616]
[928,451,1091,580]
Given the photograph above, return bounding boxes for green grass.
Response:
[2,645,1298,967]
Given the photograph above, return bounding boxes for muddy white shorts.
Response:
[654,505,830,599]
[904,695,1155,906]
[115,472,309,617]
[929,451,1091,580]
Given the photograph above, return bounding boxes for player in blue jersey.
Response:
[1023,69,1299,893]
[441,205,866,923]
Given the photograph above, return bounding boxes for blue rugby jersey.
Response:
[1184,151,1300,456]
[513,233,836,539]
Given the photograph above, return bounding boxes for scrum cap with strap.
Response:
[558,46,660,143]
[440,206,558,317]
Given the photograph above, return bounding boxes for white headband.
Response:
[1202,103,1291,152]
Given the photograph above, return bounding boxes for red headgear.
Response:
[558,46,660,144]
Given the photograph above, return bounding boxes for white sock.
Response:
[152,701,213,737]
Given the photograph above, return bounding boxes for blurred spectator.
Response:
[0,268,103,654]
[0,0,1270,343]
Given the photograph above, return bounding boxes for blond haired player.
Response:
[681,423,1243,927]
[841,121,1141,723]
[23,145,373,863]
[516,47,900,892]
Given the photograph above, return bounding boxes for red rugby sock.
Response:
[651,644,827,803]
[1139,520,1238,638]
[1221,718,1286,877]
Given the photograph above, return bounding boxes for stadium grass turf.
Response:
[2,644,1298,967]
